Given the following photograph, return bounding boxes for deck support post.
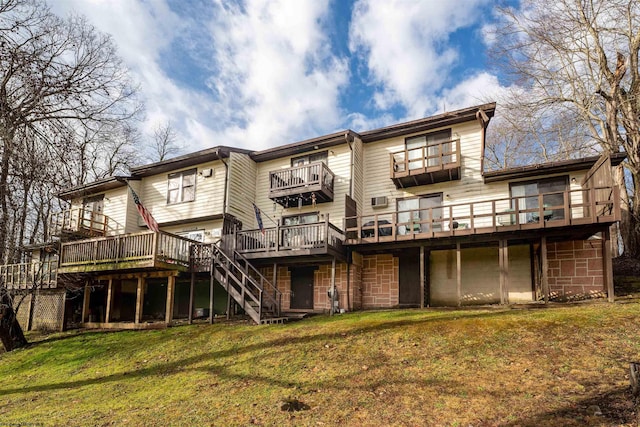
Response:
[499,240,509,304]
[420,246,425,308]
[541,236,549,303]
[166,275,175,324]
[456,242,462,307]
[273,263,279,313]
[82,280,90,323]
[209,271,215,324]
[188,271,195,324]
[135,276,144,324]
[330,257,336,315]
[603,227,614,302]
[105,278,113,323]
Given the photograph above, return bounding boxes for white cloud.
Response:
[205,0,349,149]
[436,72,505,111]
[349,0,493,118]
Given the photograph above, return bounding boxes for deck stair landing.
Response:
[201,242,282,325]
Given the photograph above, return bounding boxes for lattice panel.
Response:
[32,291,65,331]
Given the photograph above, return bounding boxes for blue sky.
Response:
[51,0,512,152]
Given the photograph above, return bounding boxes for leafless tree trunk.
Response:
[0,0,142,263]
[491,0,640,256]
[149,121,181,162]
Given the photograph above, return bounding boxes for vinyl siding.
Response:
[138,160,226,225]
[253,144,352,230]
[227,152,257,229]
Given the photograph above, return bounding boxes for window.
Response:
[405,129,452,170]
[397,194,443,234]
[167,169,196,204]
[291,151,327,167]
[282,212,319,226]
[510,176,568,222]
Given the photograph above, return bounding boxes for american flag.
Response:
[129,185,160,232]
[252,203,264,234]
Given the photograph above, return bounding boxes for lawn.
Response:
[1,302,639,426]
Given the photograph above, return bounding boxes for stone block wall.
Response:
[546,239,606,300]
[360,254,399,309]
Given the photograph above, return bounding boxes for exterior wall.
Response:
[360,254,399,309]
[350,252,363,310]
[547,239,605,300]
[227,152,257,229]
[138,160,226,225]
[430,245,533,306]
[253,143,353,230]
[508,244,534,302]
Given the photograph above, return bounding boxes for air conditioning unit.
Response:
[371,196,388,208]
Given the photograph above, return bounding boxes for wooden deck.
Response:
[269,161,335,207]
[235,220,345,260]
[0,260,58,290]
[58,231,196,274]
[49,208,116,238]
[390,138,461,188]
[344,186,620,245]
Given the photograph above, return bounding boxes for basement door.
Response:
[290,267,315,309]
[399,248,422,307]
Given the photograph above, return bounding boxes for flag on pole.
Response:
[252,203,264,234]
[128,185,160,232]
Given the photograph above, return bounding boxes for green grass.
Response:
[1,303,640,426]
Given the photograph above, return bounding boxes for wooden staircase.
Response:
[199,242,283,324]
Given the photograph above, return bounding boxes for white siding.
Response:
[227,152,257,229]
[253,144,352,230]
[138,160,226,225]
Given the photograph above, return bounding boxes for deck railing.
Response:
[0,260,58,290]
[49,208,115,237]
[59,231,195,270]
[236,219,344,255]
[269,162,335,196]
[391,138,460,176]
[345,186,620,243]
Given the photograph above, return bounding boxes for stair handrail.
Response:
[233,249,282,316]
[210,242,264,319]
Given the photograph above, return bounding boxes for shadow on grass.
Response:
[0,309,519,396]
[501,387,636,426]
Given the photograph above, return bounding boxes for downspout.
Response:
[218,149,229,216]
[345,131,355,311]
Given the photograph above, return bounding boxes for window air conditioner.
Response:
[371,196,388,208]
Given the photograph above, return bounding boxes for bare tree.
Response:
[0,0,142,264]
[491,0,640,256]
[149,121,181,162]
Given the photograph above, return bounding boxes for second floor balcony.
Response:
[269,162,335,207]
[390,138,461,188]
[235,220,345,260]
[58,231,195,274]
[49,208,115,239]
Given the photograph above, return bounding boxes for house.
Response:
[0,102,624,330]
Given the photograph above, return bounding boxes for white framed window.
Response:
[167,169,196,204]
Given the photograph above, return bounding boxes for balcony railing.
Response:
[345,186,620,244]
[50,208,115,238]
[390,138,461,187]
[269,162,335,206]
[236,220,344,259]
[0,260,58,290]
[58,231,195,273]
